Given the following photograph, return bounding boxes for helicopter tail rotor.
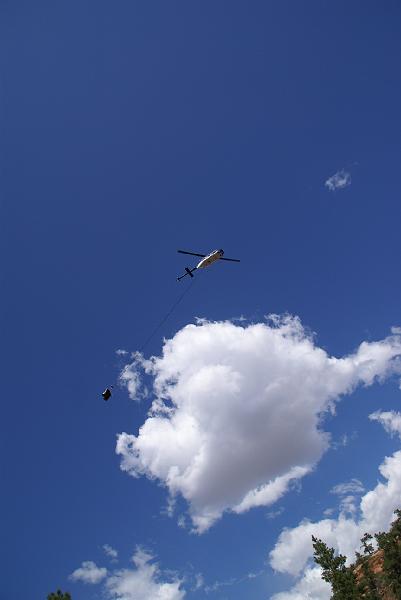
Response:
[177,267,196,281]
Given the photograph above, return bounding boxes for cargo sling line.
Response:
[140,279,195,352]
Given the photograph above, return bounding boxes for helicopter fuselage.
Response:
[196,249,224,269]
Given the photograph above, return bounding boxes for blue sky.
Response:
[3,2,401,599]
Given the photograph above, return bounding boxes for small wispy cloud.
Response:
[330,478,365,496]
[325,169,351,191]
[70,561,107,584]
[103,544,118,561]
[370,410,401,439]
[339,495,358,515]
[266,507,284,520]
[332,433,350,450]
[204,570,263,594]
[192,573,204,591]
[115,349,129,356]
[177,514,187,529]
[231,315,247,322]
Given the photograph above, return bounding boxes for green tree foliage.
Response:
[360,532,375,557]
[47,590,72,600]
[375,509,401,598]
[355,532,382,600]
[312,535,359,599]
[313,509,401,600]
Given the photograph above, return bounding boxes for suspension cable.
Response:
[139,279,195,353]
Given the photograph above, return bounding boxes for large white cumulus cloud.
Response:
[117,316,401,532]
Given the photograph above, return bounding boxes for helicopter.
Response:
[177,248,240,281]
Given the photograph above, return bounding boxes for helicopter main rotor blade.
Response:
[220,257,240,262]
[177,250,206,257]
